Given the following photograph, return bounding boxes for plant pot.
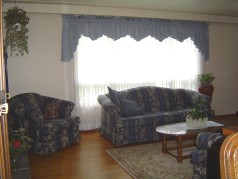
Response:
[10,152,29,172]
[198,85,214,98]
[186,115,208,129]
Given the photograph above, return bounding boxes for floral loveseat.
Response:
[97,86,213,146]
[8,93,80,155]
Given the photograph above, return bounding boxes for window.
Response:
[72,35,202,130]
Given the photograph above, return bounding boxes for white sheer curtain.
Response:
[72,35,202,130]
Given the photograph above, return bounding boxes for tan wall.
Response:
[206,23,238,115]
[4,4,238,116]
[6,14,67,99]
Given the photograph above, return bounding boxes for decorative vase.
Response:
[11,153,26,171]
[198,85,215,98]
[186,115,208,129]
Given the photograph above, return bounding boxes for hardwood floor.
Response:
[28,114,238,179]
[29,131,132,179]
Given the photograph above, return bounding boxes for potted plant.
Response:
[9,128,32,170]
[186,100,208,128]
[198,73,216,98]
[4,7,30,57]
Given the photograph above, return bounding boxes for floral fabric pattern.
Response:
[190,132,224,179]
[8,93,80,155]
[98,86,213,146]
[44,103,61,119]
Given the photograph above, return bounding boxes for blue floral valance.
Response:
[61,15,209,61]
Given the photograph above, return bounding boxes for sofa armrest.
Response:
[65,116,81,124]
[195,132,224,150]
[187,90,214,118]
[188,90,211,108]
[97,95,121,118]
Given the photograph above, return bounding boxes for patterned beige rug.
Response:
[106,141,194,179]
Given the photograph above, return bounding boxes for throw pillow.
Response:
[107,87,121,107]
[44,102,61,119]
[119,98,145,117]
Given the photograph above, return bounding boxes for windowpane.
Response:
[73,35,202,130]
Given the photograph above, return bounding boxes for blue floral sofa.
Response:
[8,93,80,155]
[190,132,226,179]
[97,86,213,146]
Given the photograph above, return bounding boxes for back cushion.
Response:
[118,86,192,113]
[10,93,44,111]
[44,102,61,119]
[173,89,193,109]
[118,87,152,113]
[43,97,74,119]
[150,87,175,112]
[8,93,44,132]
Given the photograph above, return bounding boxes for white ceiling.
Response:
[3,0,238,17]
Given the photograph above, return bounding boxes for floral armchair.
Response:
[190,132,226,179]
[8,93,80,155]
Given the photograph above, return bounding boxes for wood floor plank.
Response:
[29,131,132,179]
[28,115,238,179]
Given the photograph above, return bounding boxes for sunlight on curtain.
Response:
[73,35,202,130]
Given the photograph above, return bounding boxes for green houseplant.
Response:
[198,73,216,86]
[187,106,207,120]
[4,7,30,57]
[186,100,208,128]
[198,73,216,98]
[9,128,32,170]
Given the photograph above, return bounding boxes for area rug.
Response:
[106,141,194,179]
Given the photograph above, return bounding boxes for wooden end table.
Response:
[222,126,238,136]
[156,121,223,163]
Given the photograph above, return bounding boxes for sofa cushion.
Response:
[116,87,193,113]
[107,87,121,107]
[44,102,60,119]
[43,98,74,118]
[119,98,145,117]
[120,109,188,128]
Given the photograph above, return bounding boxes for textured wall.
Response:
[4,5,238,116]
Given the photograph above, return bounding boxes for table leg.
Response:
[176,136,183,163]
[162,134,167,153]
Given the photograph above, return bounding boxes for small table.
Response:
[222,126,238,136]
[156,121,223,163]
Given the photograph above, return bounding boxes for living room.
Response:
[3,1,238,117]
[2,0,238,178]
